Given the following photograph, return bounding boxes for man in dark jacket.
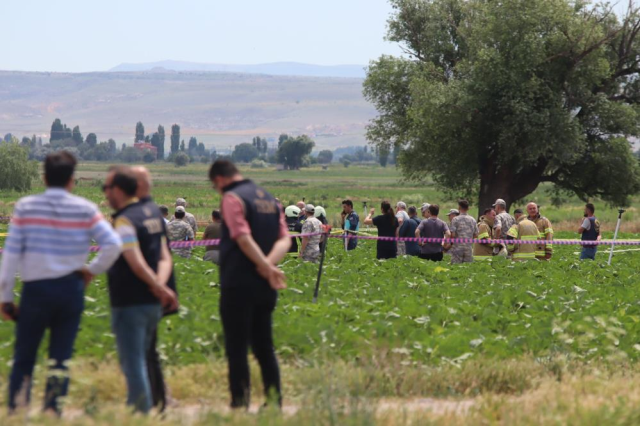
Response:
[399,206,421,256]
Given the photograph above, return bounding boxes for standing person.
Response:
[506,215,539,261]
[449,200,479,264]
[171,198,198,234]
[399,206,421,256]
[104,166,178,414]
[578,203,601,260]
[285,205,302,257]
[0,152,122,415]
[341,200,359,251]
[421,203,431,219]
[299,205,322,263]
[526,202,554,260]
[209,159,291,409]
[167,207,195,259]
[513,208,524,221]
[447,209,460,225]
[159,205,169,224]
[492,199,514,240]
[395,202,409,256]
[132,165,177,412]
[203,210,223,264]
[473,208,496,261]
[364,201,399,260]
[415,204,451,262]
[296,201,306,222]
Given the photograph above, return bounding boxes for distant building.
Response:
[133,142,157,159]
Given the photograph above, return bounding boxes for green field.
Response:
[1,163,640,424]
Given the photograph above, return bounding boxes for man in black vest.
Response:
[132,166,178,412]
[578,203,601,260]
[209,159,291,409]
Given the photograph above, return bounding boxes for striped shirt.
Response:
[0,188,122,302]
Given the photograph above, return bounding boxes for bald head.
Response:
[132,166,152,199]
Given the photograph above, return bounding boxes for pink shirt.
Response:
[221,193,289,240]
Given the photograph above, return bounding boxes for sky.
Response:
[0,0,403,73]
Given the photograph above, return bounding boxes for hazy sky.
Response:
[1,0,403,73]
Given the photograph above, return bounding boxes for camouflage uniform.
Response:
[449,213,479,264]
[494,212,515,238]
[301,216,322,263]
[167,219,195,258]
[170,212,198,234]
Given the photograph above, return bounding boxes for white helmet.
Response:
[285,205,301,218]
[314,206,327,218]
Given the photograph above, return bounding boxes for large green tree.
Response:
[277,135,315,170]
[364,0,640,211]
[135,121,145,142]
[0,143,39,191]
[157,125,165,159]
[232,143,260,163]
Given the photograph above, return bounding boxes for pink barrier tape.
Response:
[0,231,637,254]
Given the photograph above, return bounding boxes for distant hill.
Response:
[109,60,367,79]
[0,70,375,150]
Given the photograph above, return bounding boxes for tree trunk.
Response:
[477,159,548,217]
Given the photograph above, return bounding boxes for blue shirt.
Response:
[399,216,421,255]
[343,211,359,250]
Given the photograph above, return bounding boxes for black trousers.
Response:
[419,252,444,262]
[146,328,166,412]
[220,290,281,408]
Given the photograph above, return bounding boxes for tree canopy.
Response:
[0,144,39,191]
[364,0,640,211]
[232,143,260,163]
[276,135,315,170]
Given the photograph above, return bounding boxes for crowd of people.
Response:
[330,198,601,263]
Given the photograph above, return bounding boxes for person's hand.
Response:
[77,267,94,288]
[369,208,375,215]
[1,302,18,322]
[153,285,179,312]
[257,263,287,291]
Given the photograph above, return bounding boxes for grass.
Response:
[1,163,640,424]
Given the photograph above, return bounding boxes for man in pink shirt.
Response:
[209,159,291,409]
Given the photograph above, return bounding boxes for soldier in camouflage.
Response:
[170,198,198,234]
[167,206,195,259]
[299,204,322,263]
[449,200,479,264]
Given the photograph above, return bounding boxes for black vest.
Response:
[220,180,281,296]
[581,216,599,242]
[108,200,164,307]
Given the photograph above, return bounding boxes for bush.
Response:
[174,152,190,167]
[0,143,39,191]
[250,159,268,169]
[342,159,351,168]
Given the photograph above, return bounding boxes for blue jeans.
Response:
[580,246,597,260]
[111,304,162,413]
[8,273,84,413]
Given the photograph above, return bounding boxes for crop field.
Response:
[1,163,640,425]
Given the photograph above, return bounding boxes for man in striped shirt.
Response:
[0,152,122,415]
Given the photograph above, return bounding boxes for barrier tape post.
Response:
[608,209,625,266]
[312,230,329,303]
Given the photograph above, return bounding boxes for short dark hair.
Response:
[175,210,186,219]
[408,206,417,215]
[159,205,169,216]
[44,151,77,187]
[484,208,494,216]
[458,199,469,210]
[110,166,138,196]
[209,159,239,180]
[514,208,523,214]
[586,203,595,214]
[212,209,221,220]
[342,199,353,208]
[429,204,440,216]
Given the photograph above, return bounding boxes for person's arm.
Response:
[187,226,195,241]
[85,212,122,278]
[415,224,423,245]
[299,237,309,257]
[115,216,176,306]
[0,203,24,313]
[578,218,589,234]
[363,208,375,225]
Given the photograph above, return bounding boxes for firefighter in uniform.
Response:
[526,202,553,260]
[473,208,496,261]
[506,215,540,260]
[285,205,302,257]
